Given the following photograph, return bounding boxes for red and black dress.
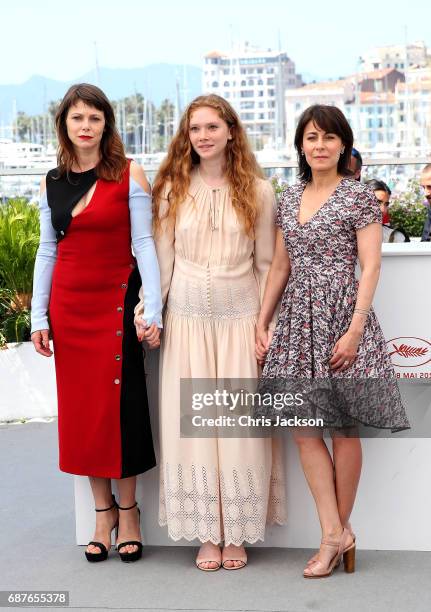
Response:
[31,161,162,478]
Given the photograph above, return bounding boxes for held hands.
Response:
[134,315,160,349]
[31,329,53,357]
[255,324,273,366]
[329,331,361,371]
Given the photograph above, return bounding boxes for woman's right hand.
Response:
[31,329,53,357]
[255,324,273,366]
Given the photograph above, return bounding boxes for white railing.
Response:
[1,158,431,202]
[1,156,431,176]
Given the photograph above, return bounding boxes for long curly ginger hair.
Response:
[152,94,265,237]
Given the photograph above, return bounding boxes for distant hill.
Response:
[0,64,202,118]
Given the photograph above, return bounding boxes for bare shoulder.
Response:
[130,160,151,194]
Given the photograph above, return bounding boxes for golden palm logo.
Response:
[387,337,431,368]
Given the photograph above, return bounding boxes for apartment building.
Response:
[359,41,428,72]
[396,76,431,154]
[203,45,302,148]
[285,68,405,154]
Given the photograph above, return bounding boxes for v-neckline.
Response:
[296,177,346,227]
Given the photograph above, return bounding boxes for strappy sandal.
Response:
[116,502,143,563]
[303,527,355,579]
[221,544,247,571]
[306,522,356,568]
[196,542,222,572]
[85,495,118,563]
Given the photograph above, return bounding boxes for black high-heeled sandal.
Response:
[85,495,118,563]
[116,501,143,563]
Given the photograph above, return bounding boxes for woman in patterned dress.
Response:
[256,105,409,578]
[135,94,286,571]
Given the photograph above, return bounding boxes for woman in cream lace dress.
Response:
[135,94,286,570]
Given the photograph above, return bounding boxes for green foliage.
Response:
[0,295,30,343]
[270,176,289,200]
[0,198,40,345]
[390,179,428,238]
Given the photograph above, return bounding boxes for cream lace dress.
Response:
[137,168,287,545]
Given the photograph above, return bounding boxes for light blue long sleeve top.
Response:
[30,177,163,333]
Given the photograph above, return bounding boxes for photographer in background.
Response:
[365,179,410,243]
[349,147,363,181]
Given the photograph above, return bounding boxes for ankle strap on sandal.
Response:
[95,495,117,513]
[118,501,138,511]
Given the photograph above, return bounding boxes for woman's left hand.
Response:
[329,331,361,371]
[142,322,161,349]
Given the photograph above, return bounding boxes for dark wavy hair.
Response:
[294,104,354,181]
[54,83,127,181]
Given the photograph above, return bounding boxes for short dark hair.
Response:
[351,147,363,172]
[365,179,391,196]
[294,105,354,181]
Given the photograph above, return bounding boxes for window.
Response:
[267,78,274,85]
[224,81,229,87]
[212,81,219,88]
[258,79,263,85]
[240,90,254,98]
[258,101,265,108]
[258,113,265,119]
[240,101,254,109]
[257,68,263,74]
[258,91,264,97]
[268,89,275,96]
[248,79,254,86]
[241,80,246,86]
[242,113,254,120]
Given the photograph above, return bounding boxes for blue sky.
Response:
[2,0,431,84]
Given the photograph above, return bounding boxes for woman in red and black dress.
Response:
[30,84,162,563]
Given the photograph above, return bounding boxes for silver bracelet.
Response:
[353,308,369,316]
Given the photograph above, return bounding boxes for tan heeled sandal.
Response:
[221,544,247,571]
[195,542,222,572]
[306,522,356,568]
[303,527,355,579]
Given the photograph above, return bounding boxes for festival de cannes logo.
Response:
[387,337,431,368]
